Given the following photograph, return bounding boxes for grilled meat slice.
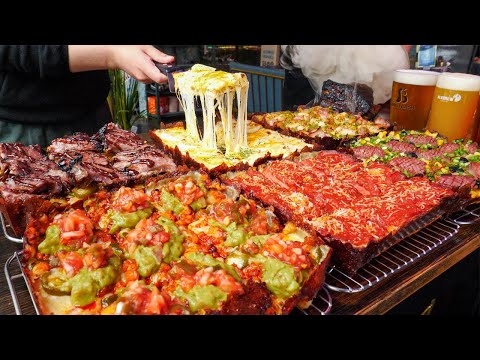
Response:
[47,132,102,161]
[0,142,72,191]
[352,145,385,159]
[465,142,478,154]
[112,145,176,180]
[67,151,129,187]
[0,158,31,178]
[419,143,460,161]
[94,122,145,154]
[0,143,44,161]
[467,162,480,179]
[418,148,446,161]
[434,175,476,190]
[403,134,437,147]
[318,79,374,117]
[0,143,45,178]
[388,157,426,176]
[385,140,415,154]
[4,175,64,196]
[438,143,460,154]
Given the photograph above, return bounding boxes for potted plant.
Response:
[108,70,145,130]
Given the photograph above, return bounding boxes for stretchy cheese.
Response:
[173,64,249,155]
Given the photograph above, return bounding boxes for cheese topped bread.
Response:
[173,64,249,155]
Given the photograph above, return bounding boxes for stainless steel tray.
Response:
[0,212,22,243]
[4,251,39,315]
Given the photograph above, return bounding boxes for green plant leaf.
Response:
[109,70,140,130]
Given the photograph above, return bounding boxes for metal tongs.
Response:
[154,62,192,93]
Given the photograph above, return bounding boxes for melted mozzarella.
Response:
[173,64,249,155]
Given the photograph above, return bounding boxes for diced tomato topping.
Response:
[241,262,263,282]
[168,177,204,205]
[206,189,226,205]
[83,243,112,270]
[211,198,253,225]
[57,209,94,248]
[58,251,84,276]
[175,207,195,226]
[94,230,115,244]
[193,267,244,295]
[111,187,150,212]
[177,274,196,292]
[249,212,268,235]
[148,263,172,288]
[122,259,139,283]
[118,281,170,315]
[119,217,170,254]
[262,234,312,270]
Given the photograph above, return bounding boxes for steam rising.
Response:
[281,45,410,104]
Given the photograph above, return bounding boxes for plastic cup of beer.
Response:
[427,72,480,141]
[390,69,439,130]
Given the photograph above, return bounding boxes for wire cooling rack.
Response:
[324,217,460,293]
[298,286,333,315]
[448,202,480,225]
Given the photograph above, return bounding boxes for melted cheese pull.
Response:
[173,64,249,155]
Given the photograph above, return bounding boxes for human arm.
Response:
[0,45,174,83]
[68,45,174,83]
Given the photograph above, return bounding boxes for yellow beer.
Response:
[390,70,439,130]
[427,73,480,141]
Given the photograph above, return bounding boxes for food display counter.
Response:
[1,64,479,315]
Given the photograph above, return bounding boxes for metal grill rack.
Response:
[299,286,332,315]
[448,202,480,225]
[325,218,460,293]
[0,212,22,243]
[5,250,332,316]
[4,251,39,315]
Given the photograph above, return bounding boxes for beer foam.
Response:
[436,73,480,92]
[393,69,439,86]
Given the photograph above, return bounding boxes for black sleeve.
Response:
[0,45,70,78]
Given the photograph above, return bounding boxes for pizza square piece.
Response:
[22,170,331,315]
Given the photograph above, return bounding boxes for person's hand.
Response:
[107,45,174,84]
[68,45,174,84]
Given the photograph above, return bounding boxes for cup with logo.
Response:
[426,72,480,141]
[390,69,439,130]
